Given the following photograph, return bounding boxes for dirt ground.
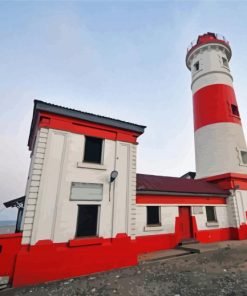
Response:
[2,242,247,296]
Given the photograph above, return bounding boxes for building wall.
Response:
[135,205,178,237]
[228,190,247,228]
[135,203,230,237]
[22,128,137,245]
[195,123,247,179]
[193,205,230,230]
[21,128,49,245]
[187,43,232,93]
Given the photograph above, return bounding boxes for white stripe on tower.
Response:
[186,33,247,179]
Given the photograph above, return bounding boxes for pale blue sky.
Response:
[1,1,247,220]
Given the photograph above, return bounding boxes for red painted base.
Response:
[12,234,137,287]
[2,221,247,288]
[0,233,22,279]
[136,233,178,254]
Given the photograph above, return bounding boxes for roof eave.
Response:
[136,190,229,197]
[3,196,25,208]
[28,100,146,150]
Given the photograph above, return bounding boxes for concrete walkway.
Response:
[138,240,247,263]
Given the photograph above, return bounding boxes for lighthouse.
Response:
[186,32,247,179]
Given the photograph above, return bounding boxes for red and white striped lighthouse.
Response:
[186,32,247,179]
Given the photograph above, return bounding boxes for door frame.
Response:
[178,206,194,240]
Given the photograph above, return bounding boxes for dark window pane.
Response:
[194,61,199,71]
[231,104,240,117]
[84,136,103,164]
[222,57,228,67]
[76,205,98,237]
[206,206,216,222]
[16,208,23,233]
[147,206,160,225]
[241,151,247,164]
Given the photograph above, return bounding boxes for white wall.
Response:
[194,205,230,230]
[195,123,247,179]
[21,128,49,244]
[22,128,137,245]
[135,205,178,237]
[228,190,247,228]
[135,204,231,237]
[187,43,232,93]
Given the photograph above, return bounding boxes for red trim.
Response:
[193,84,241,131]
[69,237,104,247]
[186,34,230,62]
[37,112,141,144]
[201,173,247,190]
[204,172,247,181]
[136,195,226,205]
[0,232,22,239]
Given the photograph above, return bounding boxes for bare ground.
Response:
[2,242,247,296]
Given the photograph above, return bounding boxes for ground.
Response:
[2,241,247,296]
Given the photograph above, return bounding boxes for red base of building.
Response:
[2,222,247,288]
[12,234,137,287]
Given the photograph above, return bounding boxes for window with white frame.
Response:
[206,206,217,223]
[147,206,161,226]
[76,205,99,237]
[83,136,103,164]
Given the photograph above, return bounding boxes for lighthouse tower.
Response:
[186,32,247,179]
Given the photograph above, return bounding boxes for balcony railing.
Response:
[187,34,229,53]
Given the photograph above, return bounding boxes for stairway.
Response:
[176,238,200,254]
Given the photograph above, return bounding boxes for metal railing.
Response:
[187,33,229,52]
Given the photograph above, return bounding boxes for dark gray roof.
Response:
[28,100,146,149]
[180,171,196,179]
[137,174,229,196]
[4,196,25,208]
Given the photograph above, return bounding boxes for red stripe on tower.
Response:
[193,84,241,131]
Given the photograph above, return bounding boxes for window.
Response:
[194,61,199,71]
[231,104,240,117]
[147,206,160,226]
[206,206,217,222]
[83,136,103,164]
[222,57,229,68]
[76,205,99,237]
[240,150,247,165]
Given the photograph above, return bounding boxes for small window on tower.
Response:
[222,57,229,68]
[194,61,200,71]
[231,104,240,117]
[241,151,247,165]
